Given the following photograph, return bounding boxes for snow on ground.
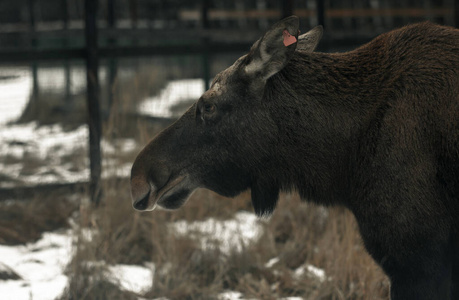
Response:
[0,231,73,300]
[0,65,99,127]
[106,264,154,295]
[35,66,91,94]
[0,212,270,300]
[264,257,327,283]
[293,264,327,283]
[0,68,31,125]
[171,211,264,254]
[0,122,135,188]
[0,230,154,300]
[138,79,205,118]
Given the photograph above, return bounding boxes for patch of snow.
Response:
[36,66,89,95]
[106,264,154,294]
[265,257,280,268]
[218,291,244,300]
[0,122,136,187]
[0,229,155,300]
[138,79,205,118]
[0,230,73,300]
[293,264,326,283]
[170,211,263,254]
[0,71,31,125]
[0,65,104,127]
[0,276,68,300]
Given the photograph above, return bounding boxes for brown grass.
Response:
[60,174,389,299]
[60,260,138,300]
[0,178,390,299]
[0,192,77,245]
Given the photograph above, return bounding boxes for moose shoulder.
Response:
[131,16,459,299]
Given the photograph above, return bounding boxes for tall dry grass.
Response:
[60,175,389,299]
[0,192,77,245]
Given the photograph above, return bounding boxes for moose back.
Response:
[131,16,459,299]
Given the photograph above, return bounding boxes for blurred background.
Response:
[0,1,457,299]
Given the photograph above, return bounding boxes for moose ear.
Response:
[244,16,300,81]
[296,26,323,52]
[251,178,280,217]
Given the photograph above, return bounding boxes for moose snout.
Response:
[130,140,170,211]
[132,188,151,211]
[130,175,156,211]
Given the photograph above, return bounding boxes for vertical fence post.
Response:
[107,0,117,115]
[316,0,325,28]
[63,0,71,107]
[108,0,115,27]
[201,0,210,91]
[129,0,138,28]
[85,0,102,205]
[455,0,459,28]
[282,0,294,18]
[28,0,39,113]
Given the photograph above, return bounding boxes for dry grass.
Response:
[0,178,390,299]
[61,175,389,299]
[0,192,77,245]
[60,260,138,300]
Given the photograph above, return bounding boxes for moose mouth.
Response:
[133,175,194,211]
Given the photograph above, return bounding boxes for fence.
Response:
[0,0,457,202]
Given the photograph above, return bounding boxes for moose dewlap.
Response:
[131,16,459,300]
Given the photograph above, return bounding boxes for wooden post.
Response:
[28,0,36,31]
[316,0,325,28]
[201,0,210,91]
[455,0,459,28]
[63,0,71,107]
[201,0,210,30]
[129,0,138,29]
[85,0,102,205]
[28,0,39,116]
[108,0,115,27]
[62,0,69,29]
[107,0,117,114]
[282,0,294,19]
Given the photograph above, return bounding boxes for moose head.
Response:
[130,16,324,216]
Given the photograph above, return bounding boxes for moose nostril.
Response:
[133,190,150,211]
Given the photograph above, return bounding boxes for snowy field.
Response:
[0,122,136,188]
[0,212,324,300]
[0,73,326,299]
[0,214,272,300]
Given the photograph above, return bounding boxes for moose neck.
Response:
[263,48,385,206]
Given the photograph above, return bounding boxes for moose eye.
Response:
[204,103,216,114]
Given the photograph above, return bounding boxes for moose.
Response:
[131,16,459,299]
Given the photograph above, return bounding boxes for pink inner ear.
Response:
[282,30,297,47]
